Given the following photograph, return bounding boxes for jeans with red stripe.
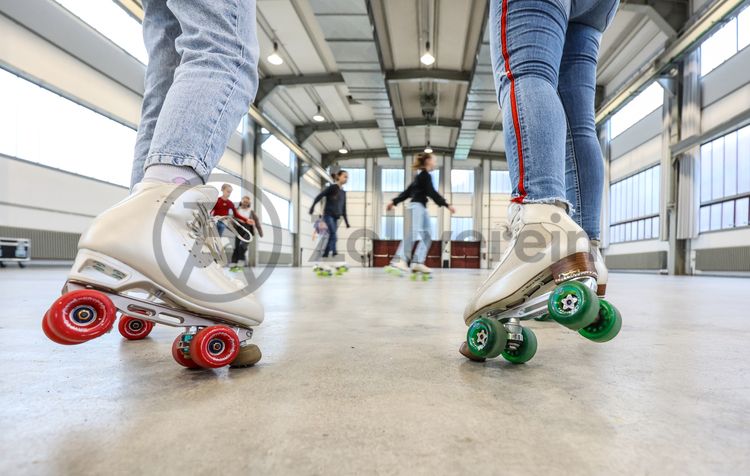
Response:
[489,0,618,240]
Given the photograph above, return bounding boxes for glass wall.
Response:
[381,168,405,192]
[451,169,474,193]
[699,125,750,232]
[343,168,366,192]
[0,68,136,187]
[262,191,291,230]
[700,6,750,76]
[609,165,661,243]
[451,217,475,240]
[261,135,291,167]
[380,216,404,240]
[53,0,148,64]
[490,170,512,194]
[610,82,664,138]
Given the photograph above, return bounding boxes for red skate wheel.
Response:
[118,316,155,340]
[47,289,116,342]
[172,333,199,369]
[189,325,240,369]
[42,311,84,345]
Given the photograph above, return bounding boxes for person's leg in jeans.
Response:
[490,0,570,206]
[392,205,415,264]
[139,0,259,185]
[131,0,181,188]
[412,204,432,264]
[323,215,337,257]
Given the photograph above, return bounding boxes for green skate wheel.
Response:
[579,299,622,343]
[410,273,417,281]
[547,281,599,330]
[502,327,537,364]
[466,317,505,359]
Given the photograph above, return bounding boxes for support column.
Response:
[291,155,301,267]
[250,123,267,267]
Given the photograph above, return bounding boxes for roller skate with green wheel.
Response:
[460,203,622,365]
[385,259,409,277]
[409,262,432,281]
[335,263,349,275]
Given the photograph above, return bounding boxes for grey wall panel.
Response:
[0,226,78,260]
[605,251,667,271]
[695,246,750,272]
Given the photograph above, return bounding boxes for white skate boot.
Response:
[590,239,607,296]
[459,203,622,364]
[42,182,263,369]
[410,262,432,281]
[385,259,410,277]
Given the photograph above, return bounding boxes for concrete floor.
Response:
[0,266,748,475]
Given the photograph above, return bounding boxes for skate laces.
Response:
[187,204,251,266]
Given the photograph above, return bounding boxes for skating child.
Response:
[309,170,350,258]
[211,184,244,237]
[229,195,263,272]
[385,153,455,276]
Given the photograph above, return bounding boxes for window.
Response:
[381,169,404,192]
[451,169,474,193]
[608,165,661,243]
[490,170,512,194]
[700,5,750,76]
[429,216,439,240]
[451,217,475,240]
[380,216,404,240]
[430,170,440,190]
[0,68,136,186]
[53,0,148,64]
[698,125,750,232]
[342,168,366,192]
[610,82,664,138]
[261,191,291,229]
[261,135,291,167]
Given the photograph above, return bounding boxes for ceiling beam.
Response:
[296,118,501,142]
[620,0,690,37]
[255,73,345,104]
[322,147,505,166]
[385,69,472,84]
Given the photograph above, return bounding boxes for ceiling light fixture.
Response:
[424,143,433,154]
[313,105,325,122]
[267,42,284,65]
[338,142,348,154]
[420,41,435,66]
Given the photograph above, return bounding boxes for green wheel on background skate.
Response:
[502,327,537,364]
[547,281,599,330]
[579,299,622,343]
[466,317,506,359]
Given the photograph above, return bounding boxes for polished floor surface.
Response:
[0,266,748,475]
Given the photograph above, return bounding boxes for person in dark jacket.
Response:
[309,170,350,257]
[229,195,263,272]
[386,153,456,275]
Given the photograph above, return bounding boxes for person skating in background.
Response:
[309,170,350,259]
[42,0,265,368]
[211,183,244,237]
[229,195,263,272]
[385,153,456,276]
[459,0,621,362]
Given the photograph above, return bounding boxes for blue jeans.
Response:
[131,0,259,187]
[393,203,432,265]
[322,215,338,257]
[490,0,618,240]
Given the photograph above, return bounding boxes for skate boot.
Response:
[385,259,410,277]
[41,182,264,369]
[335,263,349,275]
[410,262,432,281]
[460,203,622,364]
[590,239,607,296]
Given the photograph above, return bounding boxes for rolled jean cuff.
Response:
[144,153,210,183]
[512,195,573,211]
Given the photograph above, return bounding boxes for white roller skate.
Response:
[590,239,608,296]
[41,182,264,369]
[410,262,432,281]
[459,203,622,364]
[316,264,334,277]
[385,259,410,277]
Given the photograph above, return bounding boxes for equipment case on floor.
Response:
[0,237,31,268]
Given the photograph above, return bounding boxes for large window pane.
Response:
[700,143,713,202]
[736,198,749,227]
[711,137,725,200]
[343,168,366,192]
[0,68,135,186]
[262,191,290,229]
[722,201,735,229]
[700,17,738,76]
[430,169,440,190]
[451,217,475,240]
[490,170,512,194]
[381,169,404,192]
[53,0,148,64]
[738,126,750,194]
[610,82,664,138]
[739,7,750,50]
[710,203,722,231]
[451,169,474,193]
[381,216,403,240]
[261,135,291,167]
[699,206,711,233]
[724,131,738,197]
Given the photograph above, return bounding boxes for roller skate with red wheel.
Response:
[41,182,264,369]
[460,203,622,365]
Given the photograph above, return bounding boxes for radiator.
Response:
[604,251,667,271]
[695,246,750,272]
[0,226,79,260]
